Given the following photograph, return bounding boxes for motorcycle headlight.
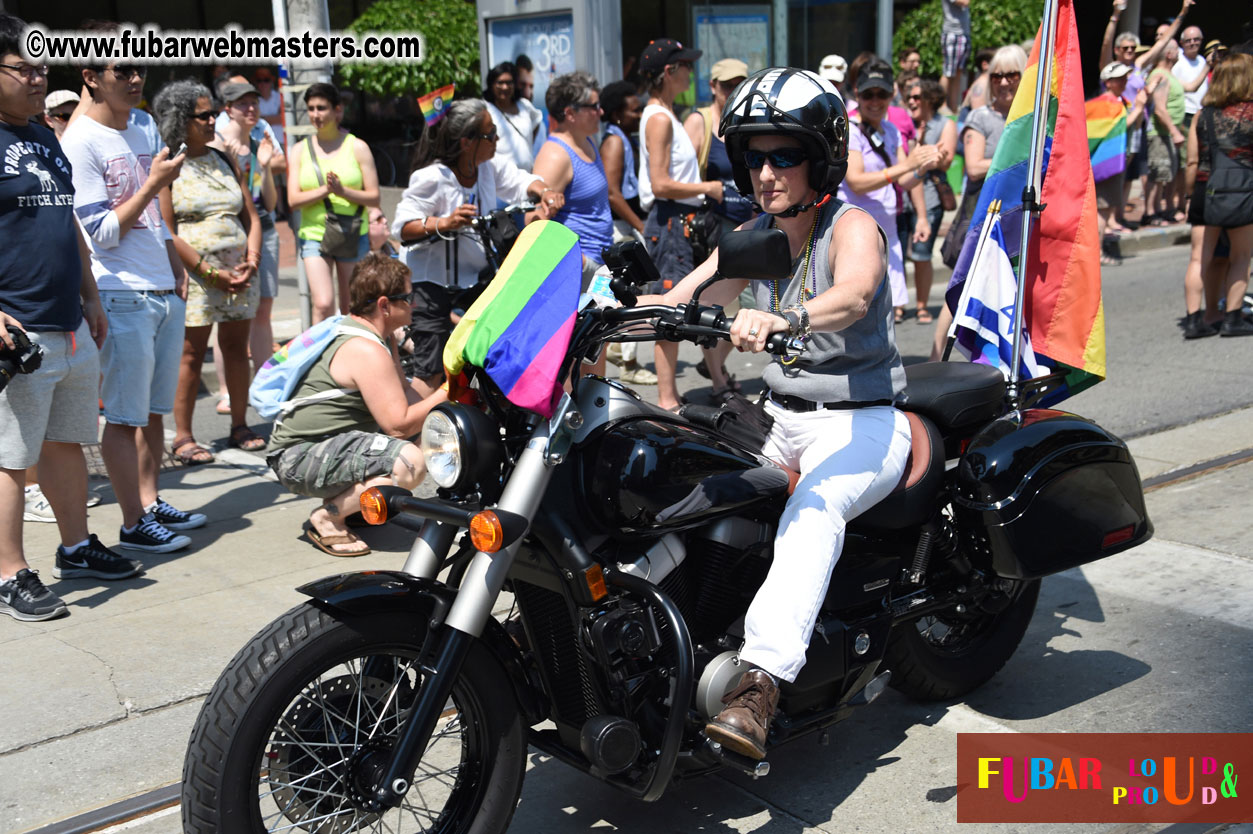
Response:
[419,403,506,495]
[421,409,464,489]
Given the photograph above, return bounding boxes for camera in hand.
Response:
[0,326,43,394]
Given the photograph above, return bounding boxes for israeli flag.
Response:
[950,212,1043,381]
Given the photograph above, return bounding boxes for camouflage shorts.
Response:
[267,431,411,499]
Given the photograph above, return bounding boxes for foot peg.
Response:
[703,737,771,779]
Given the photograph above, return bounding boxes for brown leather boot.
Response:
[704,668,779,760]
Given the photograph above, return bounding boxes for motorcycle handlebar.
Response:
[594,304,800,357]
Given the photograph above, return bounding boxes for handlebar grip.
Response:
[764,332,792,355]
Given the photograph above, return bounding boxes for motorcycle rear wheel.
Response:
[182,602,525,834]
[884,579,1041,701]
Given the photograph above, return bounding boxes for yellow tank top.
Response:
[297,133,366,242]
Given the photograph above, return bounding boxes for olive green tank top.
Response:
[269,319,388,449]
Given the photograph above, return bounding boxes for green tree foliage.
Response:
[339,0,479,98]
[893,0,1045,77]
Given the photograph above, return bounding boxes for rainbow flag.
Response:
[945,0,1104,404]
[443,221,581,417]
[418,84,455,125]
[1086,95,1127,183]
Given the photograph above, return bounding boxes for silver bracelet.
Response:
[434,217,457,242]
[784,303,811,338]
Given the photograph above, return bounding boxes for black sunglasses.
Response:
[479,129,499,142]
[743,147,808,170]
[858,88,892,100]
[192,109,218,122]
[110,65,147,80]
[47,111,72,122]
[383,292,414,305]
[990,71,1022,83]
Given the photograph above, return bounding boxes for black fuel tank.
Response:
[577,417,789,536]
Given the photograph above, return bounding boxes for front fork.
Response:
[370,397,582,809]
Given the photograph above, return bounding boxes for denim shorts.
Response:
[0,319,100,469]
[99,290,186,426]
[259,221,280,299]
[298,233,369,263]
[908,204,946,262]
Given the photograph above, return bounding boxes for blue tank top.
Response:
[605,123,638,201]
[705,133,753,223]
[549,136,614,265]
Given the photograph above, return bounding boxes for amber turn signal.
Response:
[470,510,504,552]
[584,564,608,602]
[360,487,388,525]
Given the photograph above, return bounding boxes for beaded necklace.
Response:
[769,195,828,313]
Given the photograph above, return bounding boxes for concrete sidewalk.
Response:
[3,395,1247,832]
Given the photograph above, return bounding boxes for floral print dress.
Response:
[172,150,258,326]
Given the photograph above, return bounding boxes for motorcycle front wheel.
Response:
[182,602,526,834]
[884,578,1041,701]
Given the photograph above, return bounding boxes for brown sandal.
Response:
[229,424,267,452]
[171,437,214,466]
[305,526,372,557]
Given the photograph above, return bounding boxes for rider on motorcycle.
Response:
[653,68,914,759]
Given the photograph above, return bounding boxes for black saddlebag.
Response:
[953,409,1152,579]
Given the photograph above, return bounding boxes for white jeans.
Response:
[740,403,912,682]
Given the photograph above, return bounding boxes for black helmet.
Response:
[720,68,849,202]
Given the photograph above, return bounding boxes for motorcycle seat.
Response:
[897,361,1006,436]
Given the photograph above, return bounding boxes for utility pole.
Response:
[274,0,333,330]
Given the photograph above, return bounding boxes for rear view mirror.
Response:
[718,230,791,282]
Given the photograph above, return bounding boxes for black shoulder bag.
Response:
[1200,107,1253,229]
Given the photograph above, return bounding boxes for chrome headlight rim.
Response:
[420,407,464,489]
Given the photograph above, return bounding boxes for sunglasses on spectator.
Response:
[46,111,72,122]
[479,129,499,142]
[383,292,414,305]
[858,88,892,100]
[192,109,219,122]
[109,65,147,80]
[572,102,603,112]
[907,93,923,101]
[743,147,807,170]
[0,62,49,81]
[990,71,1021,83]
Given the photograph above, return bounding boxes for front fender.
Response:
[297,570,547,724]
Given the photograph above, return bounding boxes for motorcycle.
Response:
[181,228,1153,833]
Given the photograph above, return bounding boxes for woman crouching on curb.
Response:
[266,254,447,557]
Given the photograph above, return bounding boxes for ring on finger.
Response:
[748,327,760,337]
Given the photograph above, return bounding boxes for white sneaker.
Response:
[23,488,56,523]
[605,342,624,367]
[619,365,658,385]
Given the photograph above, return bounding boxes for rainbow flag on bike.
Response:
[945,0,1105,405]
[444,221,581,418]
[418,84,455,125]
[1085,95,1128,182]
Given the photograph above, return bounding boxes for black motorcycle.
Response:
[181,230,1152,833]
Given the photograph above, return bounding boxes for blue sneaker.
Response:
[55,534,143,580]
[119,513,192,553]
[147,497,207,531]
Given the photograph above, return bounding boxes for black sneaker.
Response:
[147,497,207,531]
[55,534,143,580]
[0,569,68,622]
[119,513,192,553]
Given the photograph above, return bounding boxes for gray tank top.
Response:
[750,199,906,404]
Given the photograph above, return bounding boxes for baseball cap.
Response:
[638,39,703,80]
[818,54,848,84]
[44,89,80,110]
[856,63,894,95]
[220,80,259,104]
[1100,61,1131,81]
[710,58,748,83]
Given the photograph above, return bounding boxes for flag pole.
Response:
[1008,0,1062,403]
[943,199,1001,361]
